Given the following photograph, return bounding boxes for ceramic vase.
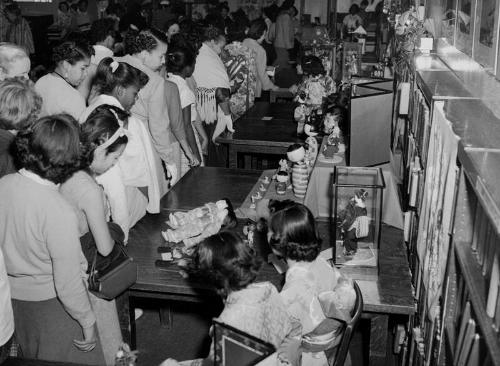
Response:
[291,162,309,198]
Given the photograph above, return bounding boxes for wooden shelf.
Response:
[454,242,500,361]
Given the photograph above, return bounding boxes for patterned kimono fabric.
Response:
[221,42,257,120]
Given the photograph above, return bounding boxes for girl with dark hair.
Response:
[35,40,94,119]
[116,28,194,189]
[82,58,161,242]
[160,231,297,366]
[243,18,279,98]
[269,203,354,366]
[192,25,232,166]
[60,106,128,366]
[167,47,208,176]
[0,115,105,364]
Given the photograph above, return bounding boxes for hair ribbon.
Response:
[98,108,130,149]
[110,60,119,73]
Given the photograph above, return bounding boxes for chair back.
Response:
[213,320,275,366]
[330,280,364,366]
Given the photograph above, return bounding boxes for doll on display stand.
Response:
[337,189,369,256]
[287,144,309,199]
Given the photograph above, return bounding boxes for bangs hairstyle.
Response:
[93,57,148,95]
[0,43,29,73]
[269,203,321,262]
[166,46,196,74]
[124,29,158,55]
[0,78,42,130]
[80,105,129,167]
[13,114,81,184]
[52,40,94,65]
[247,18,267,40]
[193,231,262,297]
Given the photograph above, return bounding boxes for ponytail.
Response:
[92,57,149,95]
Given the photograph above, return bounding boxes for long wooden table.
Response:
[215,102,300,169]
[127,167,414,365]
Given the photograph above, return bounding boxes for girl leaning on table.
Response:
[160,231,300,366]
[60,105,130,366]
[269,203,357,366]
[80,58,161,242]
[166,46,206,177]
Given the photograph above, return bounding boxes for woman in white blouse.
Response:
[35,40,93,120]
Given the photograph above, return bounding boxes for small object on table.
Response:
[252,192,263,201]
[262,176,270,184]
[275,171,288,195]
[161,252,173,261]
[259,183,267,192]
[287,144,309,199]
[250,203,256,209]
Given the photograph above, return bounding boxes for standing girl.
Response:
[60,105,128,366]
[82,57,160,241]
[35,40,93,120]
[0,115,104,364]
[166,46,207,177]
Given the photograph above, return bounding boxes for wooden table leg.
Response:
[369,314,389,366]
[128,295,137,350]
[228,146,238,169]
[159,306,173,329]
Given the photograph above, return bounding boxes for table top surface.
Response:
[127,167,415,315]
[216,102,301,147]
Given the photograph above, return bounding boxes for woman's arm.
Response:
[256,47,277,91]
[183,106,201,163]
[180,107,199,166]
[82,183,114,257]
[193,118,208,156]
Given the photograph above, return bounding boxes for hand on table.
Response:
[73,323,97,352]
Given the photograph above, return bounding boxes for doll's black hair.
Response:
[221,198,237,229]
[301,55,325,76]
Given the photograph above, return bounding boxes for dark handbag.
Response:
[88,243,137,300]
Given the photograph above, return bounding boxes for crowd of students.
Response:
[0,1,356,365]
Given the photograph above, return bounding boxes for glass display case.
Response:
[333,166,385,274]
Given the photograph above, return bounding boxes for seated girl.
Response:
[269,203,356,366]
[161,231,297,366]
[81,58,161,241]
[0,77,42,178]
[60,105,128,365]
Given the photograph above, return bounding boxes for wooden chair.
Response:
[328,280,364,366]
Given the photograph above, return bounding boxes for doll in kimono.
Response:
[338,189,369,256]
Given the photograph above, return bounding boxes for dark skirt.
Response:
[203,122,228,167]
[12,297,106,365]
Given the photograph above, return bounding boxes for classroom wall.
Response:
[17,0,98,18]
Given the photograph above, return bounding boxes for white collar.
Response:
[167,73,186,83]
[18,168,59,189]
[94,94,124,109]
[93,44,113,56]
